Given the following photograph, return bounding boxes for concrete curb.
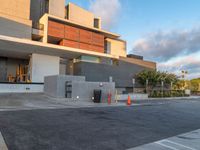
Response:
[119,96,200,102]
[147,96,200,100]
[0,132,8,150]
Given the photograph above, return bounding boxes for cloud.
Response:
[158,52,200,79]
[132,27,200,62]
[89,0,121,30]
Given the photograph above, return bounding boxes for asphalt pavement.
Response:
[0,98,200,150]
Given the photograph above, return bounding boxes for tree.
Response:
[190,78,200,91]
[135,70,178,89]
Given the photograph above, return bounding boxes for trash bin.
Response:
[93,89,102,103]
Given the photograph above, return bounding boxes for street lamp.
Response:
[170,81,173,97]
[146,79,149,94]
[132,78,135,93]
[161,80,164,98]
[181,70,188,90]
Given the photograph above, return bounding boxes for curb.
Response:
[0,132,8,150]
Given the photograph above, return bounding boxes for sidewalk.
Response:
[128,128,200,150]
[148,96,200,100]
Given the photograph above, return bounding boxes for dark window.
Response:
[65,5,69,19]
[40,0,49,17]
[94,18,100,28]
[105,41,111,54]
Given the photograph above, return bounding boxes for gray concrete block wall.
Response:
[74,60,153,88]
[0,17,32,39]
[44,75,58,97]
[44,75,115,102]
[72,81,115,102]
[44,75,85,98]
[56,75,85,98]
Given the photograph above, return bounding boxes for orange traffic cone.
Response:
[127,95,131,106]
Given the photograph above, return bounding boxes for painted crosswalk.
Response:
[128,129,200,150]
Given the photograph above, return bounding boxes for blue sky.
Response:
[66,0,200,79]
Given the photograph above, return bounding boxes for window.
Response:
[105,41,111,54]
[94,18,100,28]
[40,0,49,17]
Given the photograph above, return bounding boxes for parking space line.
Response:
[164,140,197,150]
[155,141,179,150]
[127,129,200,150]
[155,139,197,150]
[0,132,8,150]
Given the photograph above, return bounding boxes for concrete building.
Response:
[0,0,156,94]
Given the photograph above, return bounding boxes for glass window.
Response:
[105,41,111,54]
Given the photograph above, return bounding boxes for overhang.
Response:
[0,35,118,59]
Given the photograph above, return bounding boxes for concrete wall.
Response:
[44,75,85,98]
[68,3,95,28]
[49,0,65,18]
[0,83,44,93]
[117,93,148,101]
[72,81,115,102]
[106,38,127,57]
[44,75,115,102]
[0,0,32,39]
[0,0,31,21]
[31,53,60,83]
[0,17,32,39]
[74,60,154,88]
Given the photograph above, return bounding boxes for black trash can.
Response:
[93,89,102,103]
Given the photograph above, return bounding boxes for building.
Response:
[0,0,156,93]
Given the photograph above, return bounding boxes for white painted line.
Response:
[155,141,179,150]
[164,139,197,150]
[128,129,200,150]
[0,132,8,150]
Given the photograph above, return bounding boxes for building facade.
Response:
[0,0,156,93]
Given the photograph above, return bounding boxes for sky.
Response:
[66,0,200,79]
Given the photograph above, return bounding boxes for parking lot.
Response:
[0,94,200,150]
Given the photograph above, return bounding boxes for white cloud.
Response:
[131,26,200,79]
[132,27,200,62]
[89,0,121,30]
[158,52,200,79]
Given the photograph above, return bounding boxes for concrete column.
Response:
[30,53,60,83]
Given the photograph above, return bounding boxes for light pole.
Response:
[181,70,188,90]
[170,81,173,97]
[146,79,149,94]
[161,80,164,98]
[132,78,135,93]
[181,70,188,96]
